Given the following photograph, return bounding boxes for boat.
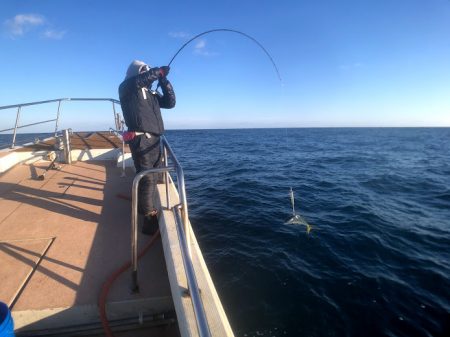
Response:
[0,98,234,337]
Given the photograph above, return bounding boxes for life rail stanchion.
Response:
[130,166,175,292]
[54,100,62,136]
[121,135,126,177]
[11,106,21,148]
[109,127,127,177]
[163,144,171,209]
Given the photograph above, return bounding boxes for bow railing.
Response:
[0,98,122,148]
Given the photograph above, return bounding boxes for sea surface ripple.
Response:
[167,128,450,337]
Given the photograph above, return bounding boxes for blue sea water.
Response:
[1,128,449,336]
[165,128,450,337]
[0,133,53,149]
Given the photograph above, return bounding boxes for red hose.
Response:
[98,230,161,337]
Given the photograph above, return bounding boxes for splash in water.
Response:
[285,187,312,234]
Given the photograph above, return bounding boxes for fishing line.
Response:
[284,129,313,234]
[166,28,282,83]
[161,29,301,230]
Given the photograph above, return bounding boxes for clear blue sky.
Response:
[1,0,449,131]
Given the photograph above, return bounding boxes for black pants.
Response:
[128,135,162,216]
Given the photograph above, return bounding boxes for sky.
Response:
[0,0,449,131]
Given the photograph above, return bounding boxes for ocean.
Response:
[2,128,449,336]
[0,133,54,149]
[166,128,450,337]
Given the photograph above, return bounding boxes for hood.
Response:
[125,60,149,79]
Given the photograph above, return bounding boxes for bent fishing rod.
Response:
[156,28,282,89]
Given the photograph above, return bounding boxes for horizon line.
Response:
[1,125,450,135]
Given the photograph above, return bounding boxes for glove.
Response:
[159,66,170,78]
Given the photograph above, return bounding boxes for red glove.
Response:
[122,131,136,142]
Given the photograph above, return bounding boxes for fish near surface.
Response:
[285,188,312,234]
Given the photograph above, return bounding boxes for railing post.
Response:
[63,129,72,164]
[11,106,21,148]
[176,165,191,258]
[54,100,62,136]
[131,172,141,293]
[121,135,126,177]
[164,145,170,209]
[131,167,174,293]
[112,101,119,131]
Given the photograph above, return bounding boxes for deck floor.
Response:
[0,160,172,314]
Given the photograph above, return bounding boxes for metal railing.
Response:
[109,127,126,177]
[0,98,122,148]
[131,136,211,337]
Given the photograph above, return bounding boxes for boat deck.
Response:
[0,159,176,335]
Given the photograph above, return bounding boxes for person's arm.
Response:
[135,67,162,88]
[157,76,176,109]
[119,67,163,97]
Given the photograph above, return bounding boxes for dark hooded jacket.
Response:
[118,68,176,135]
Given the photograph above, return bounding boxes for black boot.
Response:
[142,214,159,235]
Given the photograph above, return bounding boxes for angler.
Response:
[119,61,176,235]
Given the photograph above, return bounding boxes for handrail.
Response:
[130,135,210,336]
[161,136,191,255]
[130,165,176,293]
[0,119,57,133]
[173,205,212,337]
[0,98,122,148]
[0,97,120,110]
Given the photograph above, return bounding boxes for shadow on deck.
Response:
[0,160,178,336]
